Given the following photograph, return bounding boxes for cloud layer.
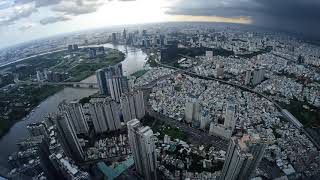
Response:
[40,15,71,25]
[0,0,106,27]
[166,0,320,39]
[1,0,320,40]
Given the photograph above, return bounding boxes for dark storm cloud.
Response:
[253,0,320,38]
[167,0,320,39]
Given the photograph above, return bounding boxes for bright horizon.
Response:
[0,0,253,48]
[1,0,319,48]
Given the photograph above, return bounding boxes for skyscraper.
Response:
[112,33,118,44]
[59,100,89,135]
[96,63,126,101]
[96,69,109,95]
[54,114,85,162]
[120,91,145,123]
[88,98,121,134]
[184,98,201,123]
[108,76,129,102]
[224,98,236,132]
[127,119,157,180]
[123,28,127,40]
[220,134,266,180]
[38,139,62,180]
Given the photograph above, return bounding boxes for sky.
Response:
[0,0,319,48]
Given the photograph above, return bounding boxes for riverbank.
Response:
[0,47,126,138]
[0,85,63,137]
[0,43,147,169]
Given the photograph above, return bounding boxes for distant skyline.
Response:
[0,0,319,48]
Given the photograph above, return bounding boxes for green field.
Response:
[53,49,125,81]
[282,100,320,127]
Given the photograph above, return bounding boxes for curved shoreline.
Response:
[0,43,147,170]
[0,46,125,138]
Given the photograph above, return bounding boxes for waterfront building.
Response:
[220,134,266,180]
[96,69,109,95]
[127,119,157,180]
[27,122,49,138]
[120,91,145,123]
[54,114,85,162]
[59,100,89,135]
[88,98,121,133]
[96,63,125,101]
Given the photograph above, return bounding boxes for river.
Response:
[0,44,147,172]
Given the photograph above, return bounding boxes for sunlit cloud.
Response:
[168,15,253,24]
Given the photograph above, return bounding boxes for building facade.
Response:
[88,98,122,133]
[184,98,201,123]
[96,63,129,102]
[245,67,265,86]
[220,134,266,180]
[120,91,145,123]
[54,114,85,162]
[127,119,157,180]
[59,100,89,134]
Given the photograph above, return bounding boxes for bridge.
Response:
[16,80,99,89]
